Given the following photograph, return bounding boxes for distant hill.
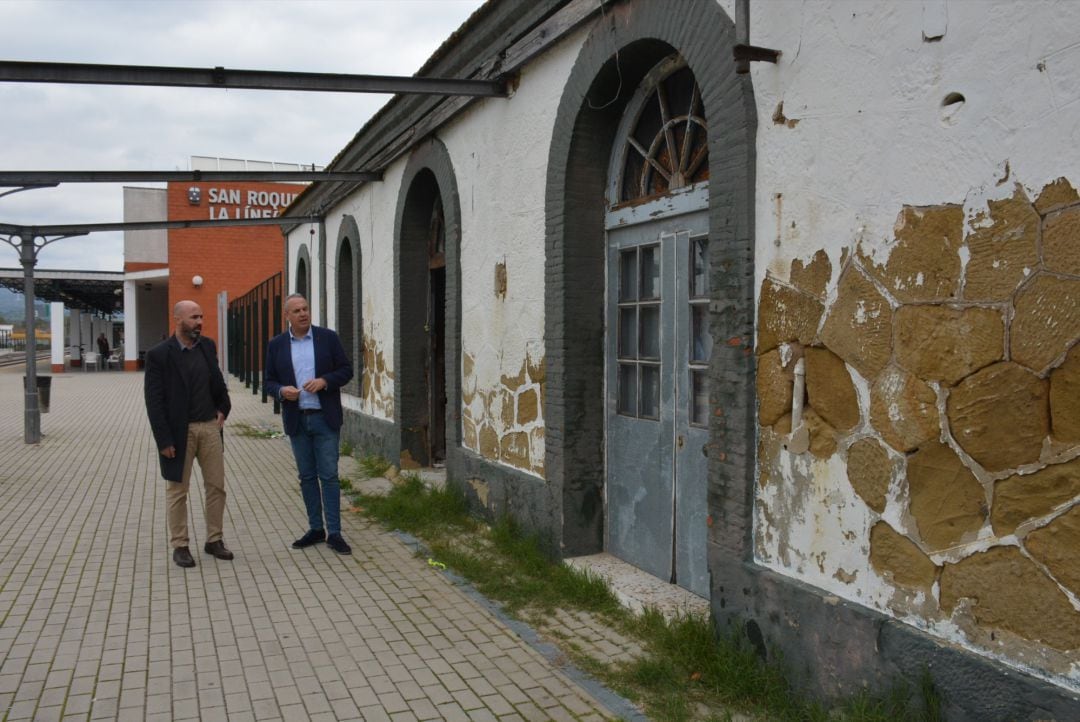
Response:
[0,287,47,324]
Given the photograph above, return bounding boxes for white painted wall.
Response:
[123,187,168,264]
[750,0,1080,289]
[439,27,588,472]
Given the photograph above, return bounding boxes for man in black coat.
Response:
[144,300,234,568]
[264,293,354,555]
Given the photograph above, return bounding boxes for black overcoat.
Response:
[144,336,231,481]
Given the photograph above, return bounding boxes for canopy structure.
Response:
[0,268,123,315]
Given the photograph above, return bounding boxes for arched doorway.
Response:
[605,56,710,596]
[336,235,359,392]
[397,168,448,466]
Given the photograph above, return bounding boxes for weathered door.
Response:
[606,211,710,596]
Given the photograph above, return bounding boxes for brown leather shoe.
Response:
[173,546,196,568]
[204,540,234,560]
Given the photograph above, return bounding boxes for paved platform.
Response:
[0,365,622,721]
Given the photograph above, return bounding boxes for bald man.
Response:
[144,300,234,568]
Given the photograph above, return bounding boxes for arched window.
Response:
[612,57,708,206]
[295,255,309,299]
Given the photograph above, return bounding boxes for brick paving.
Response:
[0,365,623,721]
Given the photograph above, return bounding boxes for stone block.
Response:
[869,521,938,590]
[1024,505,1080,596]
[790,249,832,299]
[517,388,539,425]
[894,305,1004,386]
[946,362,1049,472]
[963,187,1040,302]
[756,348,793,426]
[1010,274,1080,374]
[846,438,893,513]
[860,205,963,303]
[870,366,940,453]
[1050,344,1080,444]
[1034,176,1079,215]
[907,442,986,553]
[479,424,499,460]
[1042,206,1080,276]
[940,546,1080,651]
[500,431,530,469]
[462,416,477,451]
[757,278,824,354]
[804,347,859,432]
[991,457,1080,536]
[820,266,894,380]
[802,407,838,458]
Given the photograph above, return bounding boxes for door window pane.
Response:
[618,364,637,416]
[640,245,660,299]
[691,304,711,363]
[620,249,637,301]
[640,364,660,419]
[691,368,708,425]
[691,237,708,298]
[639,304,660,359]
[618,307,637,359]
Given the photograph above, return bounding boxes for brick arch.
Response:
[544,0,757,567]
[393,137,462,466]
[334,215,362,395]
[294,243,311,299]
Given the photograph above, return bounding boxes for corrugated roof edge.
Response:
[281,0,571,227]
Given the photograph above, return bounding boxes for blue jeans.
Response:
[289,412,341,535]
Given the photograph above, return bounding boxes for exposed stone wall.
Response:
[360,334,394,418]
[460,349,545,477]
[755,177,1080,688]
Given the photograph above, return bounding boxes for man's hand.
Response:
[160,445,176,458]
[280,385,301,401]
[216,411,226,429]
[302,378,327,393]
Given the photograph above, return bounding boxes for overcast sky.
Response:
[0,0,484,271]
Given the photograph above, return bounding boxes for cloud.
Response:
[0,0,483,271]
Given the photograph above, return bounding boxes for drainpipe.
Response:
[735,0,750,75]
[785,357,810,454]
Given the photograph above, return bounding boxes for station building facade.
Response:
[280,1,1080,716]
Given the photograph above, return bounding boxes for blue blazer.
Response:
[264,325,354,436]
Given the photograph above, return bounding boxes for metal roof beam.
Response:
[0,215,322,237]
[0,60,507,98]
[0,170,380,186]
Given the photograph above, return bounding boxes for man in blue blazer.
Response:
[264,294,355,554]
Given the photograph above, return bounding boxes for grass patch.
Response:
[340,440,354,457]
[357,452,392,478]
[232,423,284,439]
[349,476,940,722]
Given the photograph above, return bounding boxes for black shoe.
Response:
[173,547,196,568]
[204,540,234,560]
[292,529,327,549]
[326,534,352,555]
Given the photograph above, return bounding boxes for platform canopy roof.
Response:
[0,268,123,315]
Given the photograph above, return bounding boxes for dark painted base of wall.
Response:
[448,447,561,556]
[712,559,1080,721]
[342,407,397,463]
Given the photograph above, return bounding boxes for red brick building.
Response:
[122,158,305,369]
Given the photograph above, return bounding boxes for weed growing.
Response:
[348,473,940,722]
[357,452,392,478]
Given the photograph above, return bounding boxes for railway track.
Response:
[0,351,50,368]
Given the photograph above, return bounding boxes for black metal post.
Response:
[20,230,40,444]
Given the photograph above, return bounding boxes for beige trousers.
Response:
[166,419,226,548]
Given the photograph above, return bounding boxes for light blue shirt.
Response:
[289,329,320,410]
